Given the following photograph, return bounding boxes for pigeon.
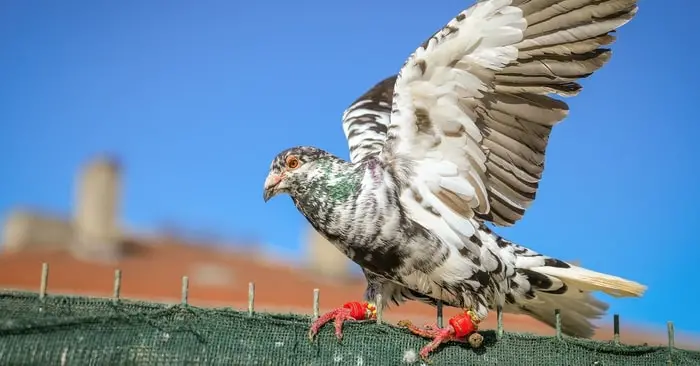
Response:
[263,0,645,360]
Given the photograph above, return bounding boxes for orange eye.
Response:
[286,155,300,170]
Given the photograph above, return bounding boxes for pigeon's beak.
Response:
[263,173,282,202]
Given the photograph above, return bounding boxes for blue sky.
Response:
[1,1,698,334]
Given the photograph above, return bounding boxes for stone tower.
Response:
[305,226,352,280]
[71,156,123,261]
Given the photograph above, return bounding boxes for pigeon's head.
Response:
[263,146,333,202]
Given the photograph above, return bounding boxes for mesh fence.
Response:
[0,290,698,365]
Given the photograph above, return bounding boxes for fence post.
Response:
[497,305,503,339]
[181,276,189,305]
[248,282,255,316]
[313,289,320,320]
[112,269,122,303]
[39,262,49,300]
[667,321,675,365]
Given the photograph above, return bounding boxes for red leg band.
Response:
[449,313,477,338]
[343,301,368,320]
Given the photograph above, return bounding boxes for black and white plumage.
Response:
[264,0,645,339]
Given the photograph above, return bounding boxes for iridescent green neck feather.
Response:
[309,158,361,203]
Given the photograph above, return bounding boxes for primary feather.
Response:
[266,0,645,339]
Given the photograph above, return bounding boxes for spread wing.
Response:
[381,0,637,232]
[342,76,396,163]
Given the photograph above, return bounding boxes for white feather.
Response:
[388,0,527,258]
[533,265,647,298]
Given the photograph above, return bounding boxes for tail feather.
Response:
[508,257,646,338]
[532,264,646,298]
[505,285,609,338]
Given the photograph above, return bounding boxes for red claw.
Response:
[308,301,377,341]
[399,310,483,360]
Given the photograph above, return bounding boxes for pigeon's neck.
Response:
[292,156,424,276]
[292,157,384,244]
[309,159,362,203]
[292,157,361,228]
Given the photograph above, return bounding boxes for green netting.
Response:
[0,291,698,365]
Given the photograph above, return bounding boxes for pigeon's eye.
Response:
[286,155,300,170]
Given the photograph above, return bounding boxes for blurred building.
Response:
[72,156,123,262]
[2,210,73,252]
[2,156,124,262]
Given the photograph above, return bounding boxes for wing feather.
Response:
[340,0,637,230]
[341,76,396,163]
[378,0,637,250]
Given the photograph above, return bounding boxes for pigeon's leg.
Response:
[308,301,377,341]
[398,310,483,360]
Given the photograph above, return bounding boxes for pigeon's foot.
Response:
[308,301,376,342]
[398,310,482,360]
